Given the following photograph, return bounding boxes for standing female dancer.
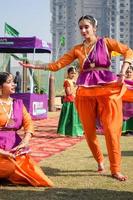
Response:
[0,72,53,186]
[20,15,133,181]
[57,66,83,136]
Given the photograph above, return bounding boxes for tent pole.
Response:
[48,53,55,111]
[22,53,27,92]
[48,72,55,111]
[29,48,35,93]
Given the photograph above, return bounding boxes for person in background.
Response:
[122,64,133,135]
[14,71,21,93]
[125,65,133,80]
[0,72,53,187]
[19,15,133,181]
[57,66,83,136]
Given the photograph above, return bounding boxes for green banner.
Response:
[5,23,19,37]
[60,36,65,46]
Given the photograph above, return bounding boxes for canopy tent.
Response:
[0,36,51,93]
[0,36,51,118]
[0,36,51,53]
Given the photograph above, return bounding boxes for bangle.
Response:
[123,61,131,64]
[24,132,33,139]
[26,132,33,137]
[118,73,125,77]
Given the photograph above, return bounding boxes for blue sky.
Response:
[0,0,51,42]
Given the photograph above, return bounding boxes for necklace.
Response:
[83,40,96,58]
[0,97,12,105]
[84,40,96,48]
[83,40,97,68]
[0,100,14,126]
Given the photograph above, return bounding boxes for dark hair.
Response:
[0,72,11,86]
[16,71,20,75]
[67,67,76,74]
[78,15,98,27]
[128,65,133,71]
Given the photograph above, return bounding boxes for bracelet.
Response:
[123,61,131,64]
[25,132,33,137]
[118,73,126,77]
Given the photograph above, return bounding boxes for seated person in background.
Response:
[125,65,133,80]
[122,64,133,135]
[0,72,53,187]
[57,67,83,136]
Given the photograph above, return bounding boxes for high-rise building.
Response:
[50,0,133,94]
[50,0,109,60]
[107,0,132,73]
[108,0,130,45]
[130,0,133,48]
[50,0,109,95]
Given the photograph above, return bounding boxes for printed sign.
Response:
[32,102,47,116]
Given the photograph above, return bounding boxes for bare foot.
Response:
[112,172,128,181]
[97,163,105,174]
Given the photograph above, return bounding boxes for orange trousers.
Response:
[0,154,53,187]
[75,83,126,174]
